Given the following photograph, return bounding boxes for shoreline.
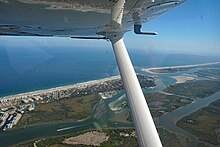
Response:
[0,75,120,101]
[142,61,220,74]
[2,61,219,102]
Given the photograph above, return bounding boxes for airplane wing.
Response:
[0,0,185,37]
[0,0,186,147]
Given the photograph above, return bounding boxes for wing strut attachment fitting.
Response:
[101,0,163,147]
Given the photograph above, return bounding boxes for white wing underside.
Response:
[0,0,185,37]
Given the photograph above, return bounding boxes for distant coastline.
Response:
[2,61,220,101]
[142,62,220,74]
[0,75,120,101]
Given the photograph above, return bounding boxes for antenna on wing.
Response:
[134,24,158,35]
[133,12,158,35]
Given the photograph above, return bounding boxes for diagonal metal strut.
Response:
[105,0,163,146]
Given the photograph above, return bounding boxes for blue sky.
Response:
[0,0,220,56]
[125,0,220,55]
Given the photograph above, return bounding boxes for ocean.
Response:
[0,42,219,97]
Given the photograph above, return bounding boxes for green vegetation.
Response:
[159,127,188,147]
[150,67,190,73]
[150,68,177,73]
[14,129,138,147]
[177,99,220,145]
[197,143,209,147]
[16,94,100,128]
[165,80,220,98]
[195,68,220,78]
[15,128,188,147]
[101,129,138,147]
[144,92,192,118]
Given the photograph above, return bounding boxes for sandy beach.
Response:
[171,76,196,84]
[142,62,220,74]
[2,61,219,102]
[0,75,120,101]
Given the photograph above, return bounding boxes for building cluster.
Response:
[0,108,23,131]
[99,90,118,99]
[119,130,136,138]
[0,74,155,131]
[70,75,155,98]
[0,98,39,131]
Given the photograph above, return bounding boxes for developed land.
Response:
[3,64,220,146]
[3,83,193,131]
[0,74,155,131]
[177,99,220,145]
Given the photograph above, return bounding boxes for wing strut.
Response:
[103,0,163,146]
[110,36,162,147]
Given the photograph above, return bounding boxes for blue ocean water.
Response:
[0,41,219,97]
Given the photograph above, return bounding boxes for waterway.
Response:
[159,91,220,147]
[0,91,132,146]
[0,65,219,146]
[0,118,94,146]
